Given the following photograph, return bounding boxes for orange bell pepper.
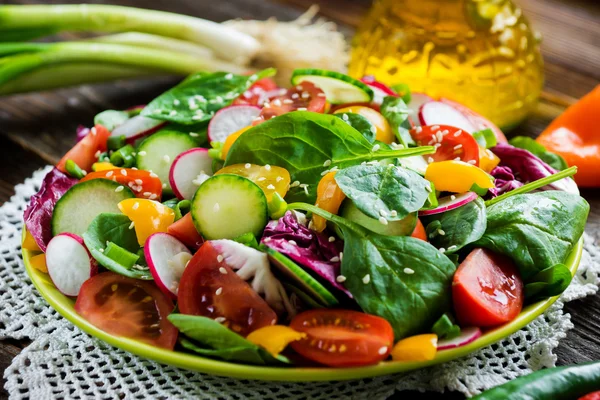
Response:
[30,253,48,273]
[246,325,306,357]
[22,229,41,252]
[118,199,175,246]
[425,160,495,193]
[537,85,600,187]
[313,171,346,232]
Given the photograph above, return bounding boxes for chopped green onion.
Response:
[233,232,260,249]
[109,144,136,168]
[175,200,192,221]
[469,182,489,197]
[104,241,139,269]
[268,192,288,219]
[472,128,497,149]
[95,152,111,164]
[432,313,461,340]
[65,159,86,179]
[107,135,127,151]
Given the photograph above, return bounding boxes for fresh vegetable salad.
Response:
[23,68,589,368]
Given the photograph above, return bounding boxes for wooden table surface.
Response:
[0,0,598,398]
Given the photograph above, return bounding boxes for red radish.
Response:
[419,101,476,134]
[207,105,261,143]
[361,77,396,105]
[145,232,192,299]
[46,233,98,297]
[437,327,482,350]
[408,93,434,123]
[440,98,507,143]
[111,115,166,143]
[169,148,214,200]
[419,192,478,216]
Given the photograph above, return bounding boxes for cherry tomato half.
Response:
[411,219,427,241]
[411,124,480,166]
[178,241,277,336]
[232,77,280,107]
[580,391,600,400]
[57,124,111,173]
[74,272,178,349]
[452,248,524,327]
[258,81,326,122]
[81,168,163,200]
[290,309,394,367]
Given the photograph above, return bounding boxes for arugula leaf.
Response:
[509,136,568,171]
[287,203,456,340]
[225,112,434,202]
[168,314,289,365]
[380,96,414,147]
[422,197,487,254]
[475,191,589,281]
[524,264,573,301]
[334,112,376,143]
[83,213,151,279]
[142,68,276,125]
[334,164,430,221]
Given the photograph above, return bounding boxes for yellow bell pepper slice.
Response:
[425,160,495,193]
[334,106,395,144]
[92,162,116,172]
[221,126,252,160]
[478,147,500,173]
[22,229,41,252]
[118,199,175,246]
[30,253,48,273]
[391,334,438,362]
[246,325,307,357]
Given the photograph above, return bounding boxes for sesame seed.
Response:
[290,181,300,188]
[328,236,336,242]
[454,144,463,150]
[143,192,151,197]
[215,287,223,295]
[131,167,138,170]
[134,179,143,185]
[390,210,398,217]
[379,217,388,225]
[450,195,456,200]
[94,150,101,158]
[425,185,432,193]
[91,127,97,135]
[149,194,157,200]
[436,131,444,142]
[276,176,284,182]
[267,184,275,190]
[454,157,461,161]
[439,247,446,254]
[162,155,171,163]
[434,143,442,149]
[379,209,388,217]
[370,126,377,134]
[273,99,282,107]
[192,115,203,120]
[129,221,135,230]
[339,252,343,261]
[121,169,127,176]
[378,346,388,355]
[323,159,332,167]
[115,186,124,192]
[288,240,297,246]
[438,229,446,236]
[301,92,310,99]
[219,267,227,274]
[448,245,458,251]
[162,183,167,189]
[133,202,139,210]
[336,275,347,283]
[169,110,177,117]
[431,125,440,131]
[415,126,423,133]
[149,171,158,178]
[138,151,147,156]
[404,268,415,274]
[225,73,233,79]
[297,107,307,111]
[106,171,114,178]
[330,256,340,262]
[362,274,371,284]
[128,181,135,188]
[264,164,271,171]
[317,93,326,97]
[173,99,180,106]
[296,85,304,91]
[454,130,463,137]
[215,317,226,323]
[213,203,220,212]
[99,248,104,253]
[291,93,300,99]
[217,255,224,262]
[282,99,294,104]
[372,144,381,152]
[342,113,349,121]
[427,157,435,163]
[257,177,266,182]
[468,159,477,165]
[189,132,199,137]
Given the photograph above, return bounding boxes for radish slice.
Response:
[419,192,478,216]
[207,105,261,143]
[440,98,508,143]
[361,77,397,105]
[169,148,214,200]
[111,115,166,143]
[145,232,192,299]
[437,327,482,350]
[46,233,98,297]
[408,93,434,123]
[419,101,476,134]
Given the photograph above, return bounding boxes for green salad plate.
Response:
[21,233,584,382]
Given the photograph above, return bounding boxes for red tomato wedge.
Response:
[74,272,178,350]
[178,241,277,336]
[410,124,480,166]
[411,219,427,241]
[580,391,600,400]
[81,168,163,200]
[289,309,394,367]
[232,77,280,107]
[167,213,203,251]
[57,124,111,173]
[452,248,524,327]
[257,81,326,123]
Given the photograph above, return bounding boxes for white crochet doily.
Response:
[2,166,599,399]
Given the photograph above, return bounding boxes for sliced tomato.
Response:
[178,241,277,336]
[289,309,394,367]
[410,124,480,166]
[81,168,163,200]
[232,77,280,107]
[57,124,111,173]
[580,391,600,400]
[74,272,178,349]
[257,81,327,123]
[411,219,427,241]
[167,213,203,251]
[452,248,524,327]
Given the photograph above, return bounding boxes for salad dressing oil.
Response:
[349,0,544,130]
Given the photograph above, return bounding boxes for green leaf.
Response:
[509,136,568,171]
[475,191,589,281]
[380,96,414,147]
[334,112,376,143]
[141,69,276,125]
[524,264,572,301]
[334,164,430,221]
[82,213,151,279]
[422,197,487,254]
[225,111,434,202]
[168,314,289,365]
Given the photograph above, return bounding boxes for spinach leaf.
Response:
[524,263,572,301]
[334,164,430,221]
[422,197,487,253]
[168,314,289,365]
[380,96,414,147]
[288,203,456,340]
[225,112,434,202]
[509,136,568,171]
[475,191,588,281]
[141,69,276,125]
[83,213,151,279]
[334,112,376,143]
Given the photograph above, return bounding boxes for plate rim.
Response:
[21,234,583,382]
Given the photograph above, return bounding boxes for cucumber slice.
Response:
[339,200,417,236]
[51,180,135,237]
[191,174,268,240]
[291,69,374,104]
[135,129,197,194]
[266,248,338,307]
